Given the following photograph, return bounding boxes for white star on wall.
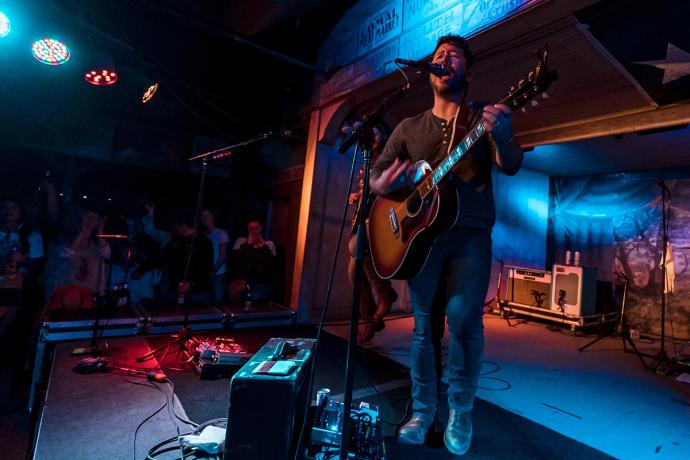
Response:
[634,43,690,84]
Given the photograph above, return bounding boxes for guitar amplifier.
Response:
[551,265,597,316]
[506,268,552,309]
[224,337,315,460]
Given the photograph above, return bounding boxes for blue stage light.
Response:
[0,11,10,38]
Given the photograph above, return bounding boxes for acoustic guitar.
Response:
[367,50,557,280]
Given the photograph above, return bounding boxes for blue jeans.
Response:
[407,227,492,417]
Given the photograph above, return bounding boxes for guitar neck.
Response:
[413,121,487,198]
[420,91,516,194]
[433,122,486,187]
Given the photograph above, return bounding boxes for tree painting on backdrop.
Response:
[612,195,690,337]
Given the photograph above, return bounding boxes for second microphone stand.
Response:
[337,82,409,460]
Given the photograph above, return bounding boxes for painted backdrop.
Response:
[551,170,690,340]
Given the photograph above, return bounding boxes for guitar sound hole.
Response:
[406,190,422,216]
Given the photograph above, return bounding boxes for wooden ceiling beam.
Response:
[517,102,690,147]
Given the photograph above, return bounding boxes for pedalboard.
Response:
[308,388,385,460]
[184,336,253,380]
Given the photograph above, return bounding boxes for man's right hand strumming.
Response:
[370,157,415,196]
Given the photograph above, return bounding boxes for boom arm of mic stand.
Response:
[188,132,272,162]
[338,83,410,154]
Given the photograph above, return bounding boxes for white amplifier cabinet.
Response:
[550,265,598,316]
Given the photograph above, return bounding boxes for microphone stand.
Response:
[654,180,673,374]
[79,234,126,356]
[85,255,111,356]
[136,133,271,363]
[135,159,207,363]
[617,180,677,374]
[336,82,409,460]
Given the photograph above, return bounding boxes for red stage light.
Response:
[85,68,118,86]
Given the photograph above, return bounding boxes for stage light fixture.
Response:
[85,69,118,86]
[141,82,159,103]
[32,38,70,65]
[0,11,10,38]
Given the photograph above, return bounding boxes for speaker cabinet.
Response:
[224,338,315,460]
[551,265,597,316]
[507,268,552,309]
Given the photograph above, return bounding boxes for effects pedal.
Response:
[184,336,253,380]
[308,388,385,460]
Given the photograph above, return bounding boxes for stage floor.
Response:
[325,313,690,460]
[26,324,616,459]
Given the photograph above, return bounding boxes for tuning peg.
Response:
[542,92,550,99]
[531,100,539,107]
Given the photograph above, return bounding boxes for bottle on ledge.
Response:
[243,284,252,313]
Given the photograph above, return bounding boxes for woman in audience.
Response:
[43,207,111,307]
[0,199,44,349]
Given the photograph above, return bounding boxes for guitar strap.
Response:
[446,102,470,155]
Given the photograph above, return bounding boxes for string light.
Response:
[32,38,70,65]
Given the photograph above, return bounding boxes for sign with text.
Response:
[400,0,535,61]
[400,2,468,61]
[318,0,544,106]
[357,0,403,57]
[403,0,463,32]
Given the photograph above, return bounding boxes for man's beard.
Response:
[432,76,466,95]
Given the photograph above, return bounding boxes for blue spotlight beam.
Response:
[0,11,10,37]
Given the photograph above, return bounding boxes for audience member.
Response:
[0,199,44,305]
[228,220,276,302]
[43,208,111,308]
[0,199,45,350]
[109,234,161,306]
[142,207,214,305]
[200,208,229,304]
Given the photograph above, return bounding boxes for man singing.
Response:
[369,35,522,455]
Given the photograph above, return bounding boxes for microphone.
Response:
[394,58,450,77]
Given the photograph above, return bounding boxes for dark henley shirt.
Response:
[371,102,522,230]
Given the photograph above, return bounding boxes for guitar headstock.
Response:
[499,47,558,113]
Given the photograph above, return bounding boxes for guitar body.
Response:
[367,181,459,280]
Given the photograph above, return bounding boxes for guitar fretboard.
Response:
[416,121,487,198]
[432,121,486,185]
